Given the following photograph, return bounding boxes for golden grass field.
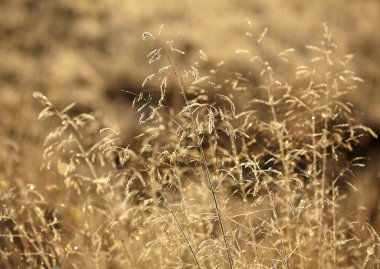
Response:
[1,0,380,268]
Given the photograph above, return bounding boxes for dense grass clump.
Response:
[1,25,379,268]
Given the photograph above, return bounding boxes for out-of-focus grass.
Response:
[0,0,380,267]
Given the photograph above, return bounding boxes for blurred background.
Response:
[0,0,379,229]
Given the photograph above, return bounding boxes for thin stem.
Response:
[152,168,201,268]
[164,202,202,269]
[229,134,260,264]
[158,38,234,268]
[199,144,234,269]
[318,118,328,268]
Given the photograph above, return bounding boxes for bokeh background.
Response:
[1,0,380,230]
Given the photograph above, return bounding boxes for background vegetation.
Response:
[1,0,380,268]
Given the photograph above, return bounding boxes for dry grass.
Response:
[1,22,379,268]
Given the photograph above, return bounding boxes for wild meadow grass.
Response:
[1,24,379,268]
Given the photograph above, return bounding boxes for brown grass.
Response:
[1,22,379,268]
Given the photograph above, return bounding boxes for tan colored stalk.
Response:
[157,38,235,269]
